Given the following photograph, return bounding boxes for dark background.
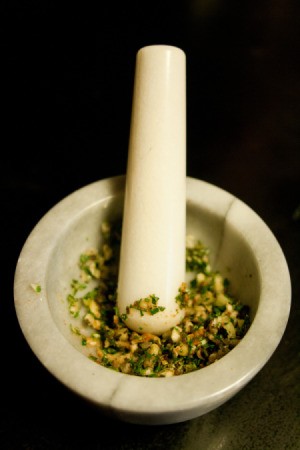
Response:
[2,1,300,449]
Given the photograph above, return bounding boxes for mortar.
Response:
[14,175,291,425]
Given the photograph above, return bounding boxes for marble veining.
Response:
[213,195,237,267]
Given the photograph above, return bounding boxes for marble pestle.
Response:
[117,45,186,335]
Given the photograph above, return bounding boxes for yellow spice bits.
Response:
[67,222,251,377]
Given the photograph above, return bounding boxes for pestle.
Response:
[116,45,186,335]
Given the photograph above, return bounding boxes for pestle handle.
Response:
[117,45,186,335]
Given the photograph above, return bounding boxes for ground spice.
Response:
[67,221,251,377]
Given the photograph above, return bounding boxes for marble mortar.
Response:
[14,175,291,425]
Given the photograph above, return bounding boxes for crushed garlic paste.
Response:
[67,221,250,377]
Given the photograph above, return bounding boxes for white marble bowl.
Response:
[14,175,291,425]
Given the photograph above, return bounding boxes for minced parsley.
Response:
[66,221,251,377]
[30,283,42,293]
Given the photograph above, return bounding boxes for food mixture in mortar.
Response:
[67,221,251,377]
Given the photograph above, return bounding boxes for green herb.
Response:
[30,283,41,293]
[66,221,251,378]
